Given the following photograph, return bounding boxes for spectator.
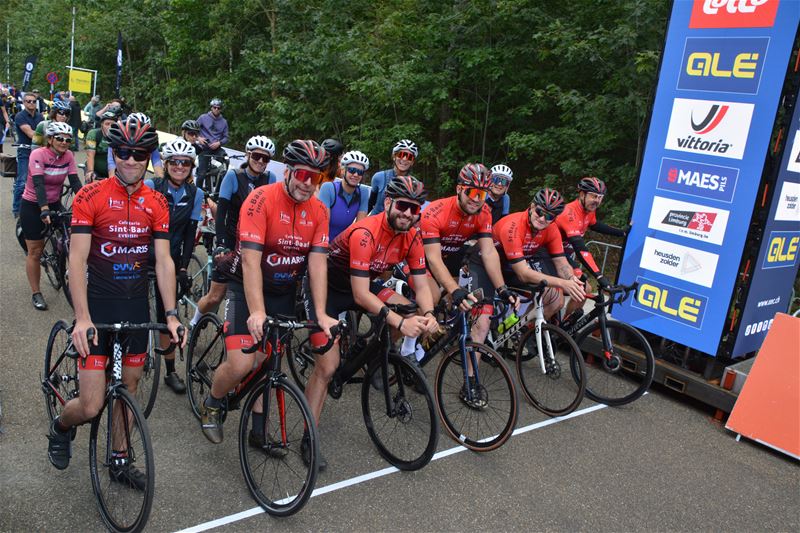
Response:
[68,95,82,151]
[83,95,102,128]
[31,89,48,115]
[195,98,228,191]
[12,92,44,217]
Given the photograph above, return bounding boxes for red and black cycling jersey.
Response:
[420,196,492,266]
[71,178,170,299]
[328,213,426,292]
[555,199,600,275]
[493,210,564,271]
[222,182,329,290]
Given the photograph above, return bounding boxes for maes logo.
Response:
[665,98,754,160]
[689,0,779,29]
[632,277,707,329]
[762,231,799,269]
[656,158,738,203]
[678,37,768,94]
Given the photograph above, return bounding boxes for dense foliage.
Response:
[2,0,668,222]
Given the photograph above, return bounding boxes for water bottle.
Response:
[497,313,520,334]
[421,325,447,351]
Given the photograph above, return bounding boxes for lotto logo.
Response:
[678,37,768,94]
[689,0,779,28]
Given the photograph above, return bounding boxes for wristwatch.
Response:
[165,308,179,318]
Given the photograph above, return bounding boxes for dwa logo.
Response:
[665,98,754,160]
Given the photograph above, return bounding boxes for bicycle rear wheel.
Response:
[43,320,79,421]
[59,239,73,309]
[89,387,154,533]
[516,324,586,417]
[41,234,62,291]
[239,376,319,517]
[179,254,205,320]
[571,320,655,406]
[137,284,161,418]
[286,335,314,391]
[186,313,226,419]
[361,354,438,471]
[435,342,518,451]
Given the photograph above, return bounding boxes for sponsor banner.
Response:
[761,231,800,269]
[689,0,780,29]
[640,236,719,288]
[787,130,800,174]
[664,98,754,160]
[648,196,730,245]
[678,36,768,95]
[774,181,800,221]
[631,276,708,330]
[656,157,738,203]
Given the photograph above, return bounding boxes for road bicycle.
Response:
[39,209,73,308]
[185,313,336,516]
[41,320,182,533]
[177,193,217,321]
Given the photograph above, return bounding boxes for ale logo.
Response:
[665,98,754,160]
[689,0,779,29]
[762,231,799,269]
[656,157,738,203]
[632,277,707,329]
[678,37,768,94]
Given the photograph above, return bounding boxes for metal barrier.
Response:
[585,240,622,277]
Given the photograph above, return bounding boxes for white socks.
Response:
[190,308,202,327]
[401,336,417,357]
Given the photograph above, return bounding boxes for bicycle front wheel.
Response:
[41,234,62,290]
[571,320,655,406]
[239,376,319,517]
[179,254,205,320]
[137,333,161,419]
[89,387,154,533]
[43,320,79,422]
[186,313,226,419]
[361,354,439,471]
[286,335,314,392]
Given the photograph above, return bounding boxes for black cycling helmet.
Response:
[321,138,344,158]
[457,163,492,189]
[385,175,427,203]
[532,188,565,216]
[181,119,201,133]
[283,139,330,170]
[100,110,119,122]
[577,176,607,195]
[107,116,159,151]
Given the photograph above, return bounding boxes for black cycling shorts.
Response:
[80,297,150,370]
[222,282,296,352]
[20,199,63,241]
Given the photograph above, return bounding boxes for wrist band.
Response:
[398,317,405,331]
[423,310,435,317]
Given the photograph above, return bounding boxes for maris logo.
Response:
[657,158,738,203]
[689,0,778,28]
[762,232,799,269]
[678,37,767,94]
[100,242,149,257]
[662,211,717,232]
[632,278,707,328]
[665,99,753,160]
[265,254,305,267]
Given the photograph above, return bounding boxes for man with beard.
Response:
[304,175,438,470]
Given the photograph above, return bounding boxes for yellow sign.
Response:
[68,69,93,94]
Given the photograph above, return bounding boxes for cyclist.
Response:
[84,110,120,182]
[145,139,204,393]
[179,119,202,149]
[305,175,438,469]
[319,138,344,186]
[555,177,627,317]
[195,98,229,191]
[12,92,44,218]
[107,112,164,178]
[31,100,72,148]
[20,122,82,311]
[200,140,338,450]
[487,164,513,224]
[368,139,418,215]
[46,117,184,485]
[318,150,370,240]
[188,135,277,329]
[469,188,585,331]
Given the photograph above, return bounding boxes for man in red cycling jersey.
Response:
[46,117,184,489]
[304,175,438,469]
[555,176,627,317]
[200,140,339,452]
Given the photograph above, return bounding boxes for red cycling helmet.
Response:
[577,176,607,195]
[457,163,492,189]
[532,188,565,216]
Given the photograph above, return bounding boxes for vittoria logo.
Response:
[665,98,754,160]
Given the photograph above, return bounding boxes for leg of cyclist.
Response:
[153,279,186,393]
[20,198,60,310]
[190,278,227,327]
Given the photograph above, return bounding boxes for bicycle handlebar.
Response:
[241,317,345,355]
[594,282,638,307]
[86,322,186,355]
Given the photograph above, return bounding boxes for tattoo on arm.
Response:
[557,262,574,280]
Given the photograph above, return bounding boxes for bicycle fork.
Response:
[458,313,482,401]
[532,300,555,375]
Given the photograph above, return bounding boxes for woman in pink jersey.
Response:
[20,121,82,310]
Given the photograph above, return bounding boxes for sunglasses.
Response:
[395,151,415,162]
[184,131,199,137]
[492,176,510,186]
[167,159,192,167]
[211,106,221,109]
[249,152,270,163]
[462,187,488,202]
[53,135,72,143]
[56,110,71,116]
[534,206,557,222]
[115,148,150,162]
[394,200,421,215]
[346,166,365,176]
[24,99,36,104]
[291,167,323,185]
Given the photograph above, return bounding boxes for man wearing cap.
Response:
[195,98,229,191]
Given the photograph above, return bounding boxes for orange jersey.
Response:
[493,210,564,270]
[420,196,492,260]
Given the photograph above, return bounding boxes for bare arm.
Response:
[154,238,183,344]
[68,233,95,357]
[242,247,266,342]
[477,236,506,290]
[423,242,459,294]
[308,251,337,337]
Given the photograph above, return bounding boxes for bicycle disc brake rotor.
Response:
[602,351,622,372]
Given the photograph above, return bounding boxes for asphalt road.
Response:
[0,140,797,532]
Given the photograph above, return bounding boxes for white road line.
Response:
[175,402,609,533]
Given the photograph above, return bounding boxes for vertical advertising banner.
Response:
[115,32,123,98]
[21,55,37,91]
[732,83,800,356]
[614,0,800,356]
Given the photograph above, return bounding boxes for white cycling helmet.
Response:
[128,112,151,125]
[161,138,196,160]
[340,150,370,170]
[46,121,73,137]
[490,164,513,181]
[392,139,418,157]
[245,135,276,157]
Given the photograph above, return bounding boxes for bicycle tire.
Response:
[239,376,319,517]
[180,254,205,320]
[59,238,73,309]
[571,319,655,406]
[41,233,62,291]
[516,323,586,417]
[43,320,79,422]
[286,334,314,392]
[89,387,154,533]
[435,342,518,451]
[361,354,438,471]
[186,313,226,419]
[137,281,161,418]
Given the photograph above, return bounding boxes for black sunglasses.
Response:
[115,148,150,162]
[394,200,421,215]
[534,206,557,222]
[249,153,270,163]
[346,167,365,176]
